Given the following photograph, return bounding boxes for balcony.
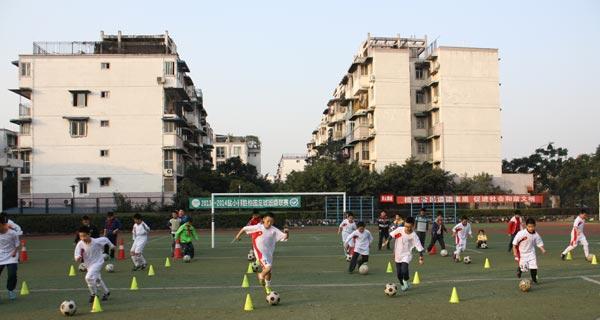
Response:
[333,131,344,141]
[163,134,184,150]
[352,75,370,97]
[352,125,370,142]
[427,123,443,139]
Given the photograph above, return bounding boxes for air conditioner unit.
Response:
[163,168,174,176]
[156,76,166,84]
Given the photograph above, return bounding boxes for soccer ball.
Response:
[251,261,260,273]
[358,264,369,275]
[105,264,115,273]
[463,256,472,264]
[586,255,595,262]
[59,300,77,316]
[440,249,448,257]
[247,250,255,261]
[266,291,280,305]
[345,254,352,262]
[519,279,531,292]
[384,283,398,297]
[102,253,110,261]
[183,255,191,263]
[481,243,488,249]
[78,263,87,272]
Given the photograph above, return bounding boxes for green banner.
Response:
[188,196,301,209]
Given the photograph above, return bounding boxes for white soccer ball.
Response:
[247,253,255,261]
[183,255,191,263]
[59,300,77,316]
[463,256,472,264]
[266,291,280,305]
[440,249,448,257]
[481,243,488,249]
[519,279,531,292]
[251,261,260,273]
[105,264,115,273]
[103,253,110,261]
[345,254,352,262]
[384,283,398,297]
[358,264,369,275]
[78,263,87,272]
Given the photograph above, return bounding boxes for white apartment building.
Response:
[9,31,213,204]
[308,34,502,177]
[211,134,261,173]
[275,154,307,181]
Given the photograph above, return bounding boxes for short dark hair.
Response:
[78,225,91,234]
[262,212,274,219]
[346,211,354,217]
[133,213,142,220]
[526,218,536,225]
[252,209,259,215]
[461,215,468,221]
[580,209,588,214]
[420,208,426,212]
[82,215,90,221]
[0,215,8,224]
[405,216,415,224]
[514,210,521,216]
[356,221,365,228]
[107,211,114,217]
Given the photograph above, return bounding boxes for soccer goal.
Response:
[201,192,347,248]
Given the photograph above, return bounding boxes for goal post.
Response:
[208,192,347,248]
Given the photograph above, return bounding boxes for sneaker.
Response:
[406,282,412,290]
[400,282,408,292]
[560,254,566,261]
[8,291,16,300]
[516,269,522,278]
[132,266,139,271]
[102,292,110,301]
[89,295,96,304]
[140,264,147,270]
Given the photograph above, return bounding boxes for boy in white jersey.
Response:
[389,216,424,291]
[234,212,288,290]
[513,218,545,283]
[338,212,357,258]
[0,215,20,301]
[74,226,115,303]
[131,214,150,271]
[345,221,373,273]
[451,216,472,262]
[561,210,590,261]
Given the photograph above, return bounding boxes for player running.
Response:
[74,226,115,303]
[513,218,545,283]
[130,214,150,271]
[345,221,373,273]
[561,209,591,261]
[337,212,357,258]
[451,216,472,262]
[389,216,424,292]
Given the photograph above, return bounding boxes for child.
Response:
[175,216,199,259]
[1,212,22,236]
[131,214,150,271]
[246,210,262,259]
[513,218,546,283]
[427,213,447,253]
[103,212,121,259]
[389,214,404,232]
[234,212,289,290]
[507,210,524,252]
[337,212,357,257]
[377,211,391,250]
[476,230,488,248]
[74,215,100,244]
[389,216,424,291]
[561,209,590,261]
[168,211,180,256]
[75,226,115,303]
[345,221,373,273]
[451,216,472,262]
[0,215,20,300]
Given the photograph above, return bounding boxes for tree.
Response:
[555,147,600,207]
[454,173,508,194]
[375,158,455,195]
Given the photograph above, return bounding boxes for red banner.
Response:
[394,195,544,204]
[379,194,395,203]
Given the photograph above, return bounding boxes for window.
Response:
[360,64,369,76]
[164,61,175,76]
[164,178,175,192]
[99,177,111,187]
[418,142,427,154]
[78,181,88,194]
[361,142,369,160]
[163,121,175,133]
[100,91,110,98]
[100,120,109,127]
[415,67,425,80]
[232,146,241,157]
[69,120,87,137]
[417,118,426,129]
[416,90,425,104]
[100,149,109,157]
[20,62,31,77]
[164,150,174,169]
[71,91,88,107]
[101,62,110,69]
[20,123,31,135]
[20,151,31,174]
[216,146,226,158]
[20,179,31,194]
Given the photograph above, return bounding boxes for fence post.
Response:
[371,196,374,222]
[324,196,328,221]
[19,199,23,214]
[45,198,49,214]
[71,198,75,214]
[96,198,100,214]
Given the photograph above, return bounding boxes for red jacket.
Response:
[507,216,522,235]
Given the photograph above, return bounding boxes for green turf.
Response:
[1,223,599,319]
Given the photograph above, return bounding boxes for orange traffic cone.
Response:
[117,239,125,260]
[174,239,183,260]
[428,245,437,255]
[20,240,28,262]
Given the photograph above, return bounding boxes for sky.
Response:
[1,0,599,176]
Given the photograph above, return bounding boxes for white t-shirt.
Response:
[243,224,287,259]
[0,229,19,265]
[74,237,114,266]
[132,222,150,241]
[452,223,472,242]
[512,229,544,261]
[339,219,357,238]
[8,219,23,236]
[345,229,373,255]
[572,216,586,239]
[390,227,424,263]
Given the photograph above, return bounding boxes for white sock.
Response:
[265,280,271,287]
[131,255,138,267]
[97,278,109,294]
[562,245,575,255]
[583,244,589,258]
[86,278,98,296]
[139,254,146,266]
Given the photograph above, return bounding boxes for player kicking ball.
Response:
[75,226,115,303]
[451,216,472,262]
[338,212,357,259]
[345,221,373,274]
[130,214,150,271]
[234,212,289,291]
[389,216,424,292]
[513,218,546,284]
[561,209,591,261]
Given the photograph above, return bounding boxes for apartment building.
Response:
[275,154,307,181]
[0,128,21,178]
[307,34,502,177]
[211,134,261,173]
[9,31,214,203]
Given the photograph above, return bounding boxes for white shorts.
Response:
[395,254,413,264]
[455,238,467,252]
[254,248,273,268]
[519,256,538,270]
[130,239,147,254]
[570,235,588,247]
[85,262,104,280]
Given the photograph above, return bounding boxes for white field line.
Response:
[28,274,600,293]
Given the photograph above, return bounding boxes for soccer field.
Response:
[1,223,599,319]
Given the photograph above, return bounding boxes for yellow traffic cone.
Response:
[591,255,598,265]
[91,295,103,313]
[484,258,491,269]
[449,287,460,304]
[69,265,76,277]
[148,265,155,276]
[246,263,253,274]
[566,251,573,261]
[130,276,139,290]
[241,275,250,288]
[165,257,171,268]
[244,293,254,311]
[412,271,421,285]
[386,262,393,273]
[20,281,29,296]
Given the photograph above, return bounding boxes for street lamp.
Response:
[69,184,76,214]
